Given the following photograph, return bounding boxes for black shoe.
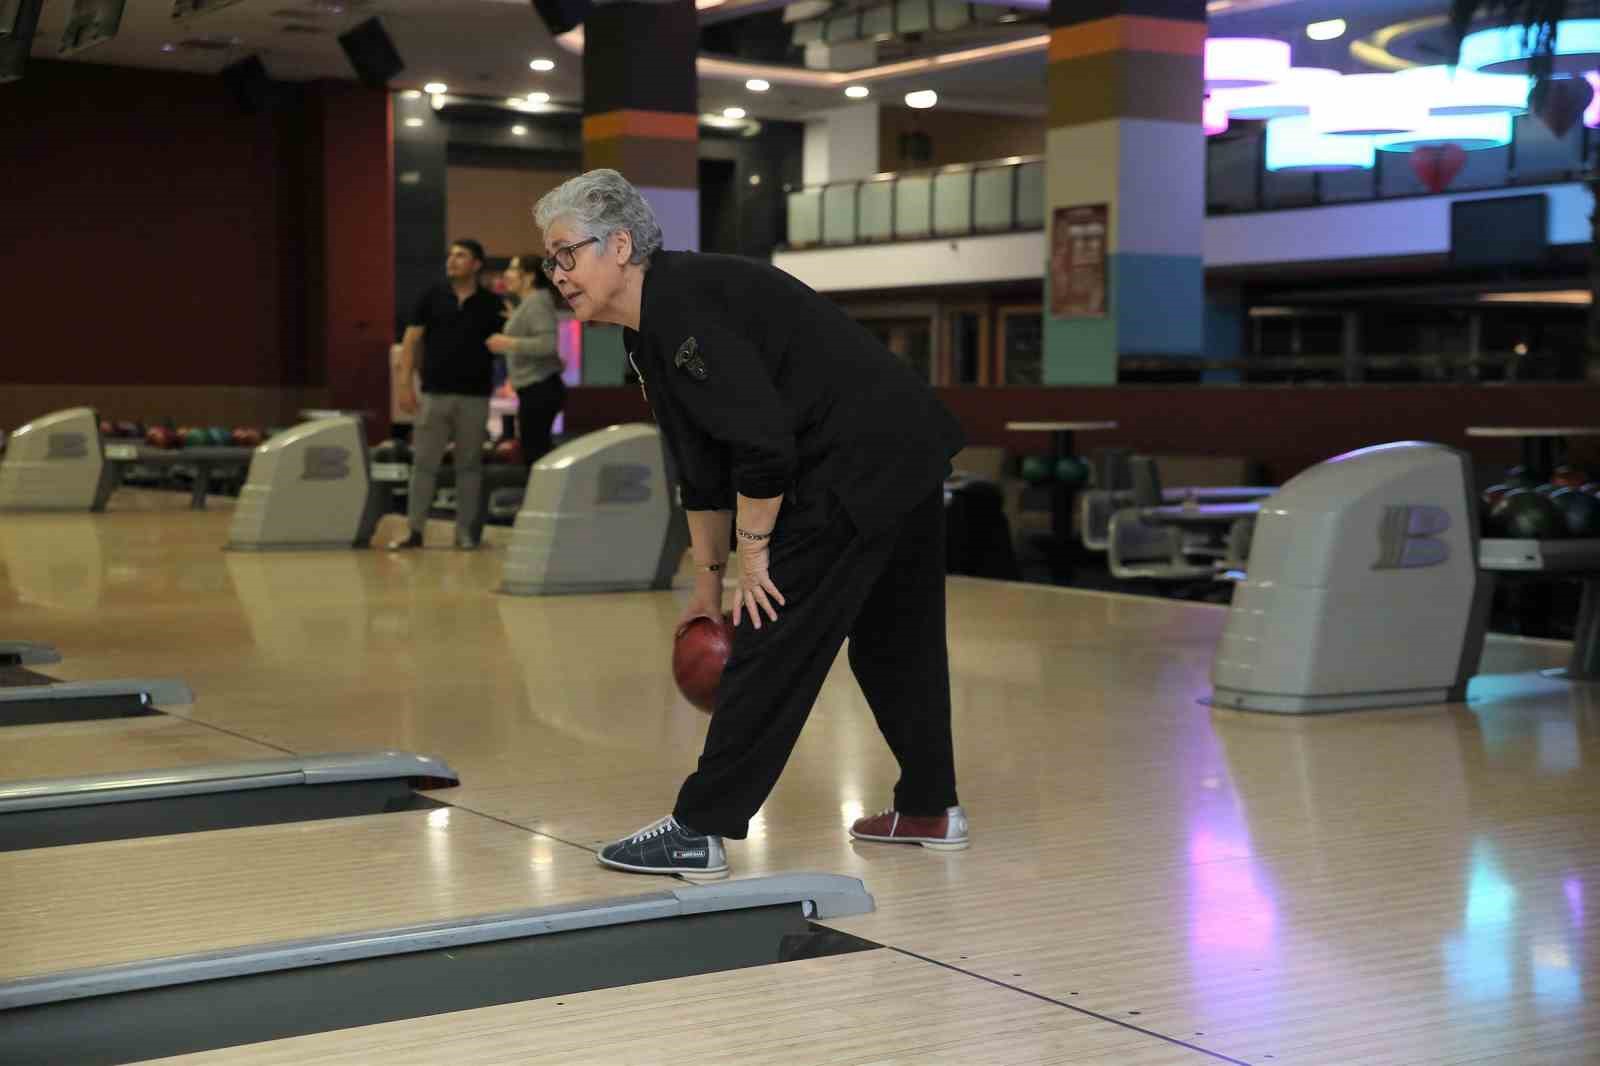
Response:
[387,530,424,551]
[597,815,729,881]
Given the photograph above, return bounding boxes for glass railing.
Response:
[785,155,1045,249]
[784,114,1593,252]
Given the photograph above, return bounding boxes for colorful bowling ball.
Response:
[1019,456,1052,484]
[145,426,176,449]
[672,613,735,715]
[1550,466,1591,489]
[209,426,230,447]
[99,419,114,438]
[1550,487,1600,538]
[1487,488,1567,540]
[184,428,210,449]
[492,439,524,466]
[1504,465,1540,488]
[1055,456,1090,485]
[238,427,263,447]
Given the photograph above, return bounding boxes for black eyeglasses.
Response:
[541,237,600,276]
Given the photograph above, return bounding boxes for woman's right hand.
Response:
[677,570,724,633]
[398,384,418,415]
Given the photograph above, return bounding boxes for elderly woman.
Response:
[535,169,969,881]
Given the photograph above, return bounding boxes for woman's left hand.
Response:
[734,542,786,630]
[487,334,513,355]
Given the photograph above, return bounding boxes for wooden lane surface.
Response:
[2,505,1596,1064]
[140,949,1223,1066]
[0,808,624,984]
[0,716,283,784]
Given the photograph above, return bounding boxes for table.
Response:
[1466,426,1600,479]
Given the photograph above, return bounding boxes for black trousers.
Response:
[515,374,566,465]
[674,486,958,839]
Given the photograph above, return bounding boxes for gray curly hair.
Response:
[534,169,663,265]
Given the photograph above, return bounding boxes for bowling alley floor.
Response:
[2,489,1596,1066]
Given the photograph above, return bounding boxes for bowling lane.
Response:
[0,716,283,782]
[138,949,1223,1066]
[0,807,622,985]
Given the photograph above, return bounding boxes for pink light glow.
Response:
[1204,96,1229,136]
[1586,72,1600,127]
[1310,73,1429,135]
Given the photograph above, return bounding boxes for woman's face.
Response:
[543,218,629,324]
[503,259,533,296]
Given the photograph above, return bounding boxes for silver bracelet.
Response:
[735,527,773,542]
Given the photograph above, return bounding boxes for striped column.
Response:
[1045,0,1206,383]
[581,0,700,252]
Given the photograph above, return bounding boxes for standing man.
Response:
[391,239,501,550]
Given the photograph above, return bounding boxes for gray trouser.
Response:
[407,391,490,537]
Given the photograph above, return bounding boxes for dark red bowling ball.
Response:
[1550,466,1591,489]
[672,614,735,715]
[492,439,524,466]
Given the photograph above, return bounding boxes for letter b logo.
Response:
[301,446,351,481]
[47,432,89,460]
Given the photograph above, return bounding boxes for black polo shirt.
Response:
[409,283,502,397]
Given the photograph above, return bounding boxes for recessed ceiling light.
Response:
[431,94,445,110]
[423,81,447,94]
[160,42,176,53]
[512,124,528,136]
[529,58,554,72]
[996,13,1018,22]
[845,85,870,99]
[1306,18,1346,41]
[746,78,770,92]
[401,89,422,99]
[723,106,746,119]
[527,91,550,104]
[696,0,723,8]
[404,117,424,127]
[905,89,937,109]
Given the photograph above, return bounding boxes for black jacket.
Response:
[623,251,965,538]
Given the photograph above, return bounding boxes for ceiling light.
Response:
[403,117,424,128]
[505,97,523,106]
[905,89,937,109]
[511,124,528,136]
[1205,37,1291,91]
[1305,18,1346,41]
[401,89,422,100]
[1212,67,1339,120]
[1206,0,1233,10]
[997,13,1018,22]
[1460,19,1600,76]
[845,85,869,98]
[160,42,176,53]
[1480,290,1590,305]
[696,0,724,8]
[431,94,445,111]
[527,91,550,104]
[1309,73,1427,135]
[746,78,770,92]
[723,106,746,119]
[1265,115,1375,172]
[1396,64,1530,116]
[1373,113,1514,152]
[423,81,447,94]
[529,58,555,72]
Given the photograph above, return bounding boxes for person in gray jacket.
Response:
[488,254,565,465]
